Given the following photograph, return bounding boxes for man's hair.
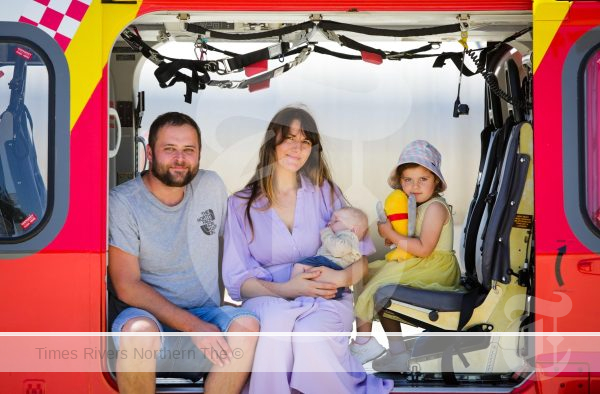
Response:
[148,112,201,150]
[338,207,369,239]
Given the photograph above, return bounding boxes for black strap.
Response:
[478,124,495,177]
[336,35,386,59]
[312,45,362,60]
[433,52,478,76]
[208,45,313,90]
[387,43,436,59]
[203,43,240,58]
[496,26,532,49]
[123,28,294,102]
[121,28,166,65]
[153,59,210,103]
[225,42,291,71]
[441,344,459,386]
[457,287,482,330]
[186,20,315,40]
[238,46,313,89]
[188,19,462,41]
[237,41,441,63]
[319,20,461,38]
[125,21,530,103]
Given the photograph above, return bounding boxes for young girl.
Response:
[350,139,461,371]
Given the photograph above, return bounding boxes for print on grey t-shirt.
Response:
[198,209,217,235]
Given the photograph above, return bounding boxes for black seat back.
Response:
[461,115,515,283]
[481,123,530,287]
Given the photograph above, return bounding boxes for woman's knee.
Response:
[228,316,260,351]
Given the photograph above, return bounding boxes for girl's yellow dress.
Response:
[354,196,461,321]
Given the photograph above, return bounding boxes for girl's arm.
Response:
[378,201,448,257]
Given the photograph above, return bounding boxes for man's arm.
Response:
[109,246,200,331]
[108,245,232,366]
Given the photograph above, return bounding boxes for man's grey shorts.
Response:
[111,305,258,373]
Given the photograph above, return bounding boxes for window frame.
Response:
[562,25,600,252]
[0,22,69,257]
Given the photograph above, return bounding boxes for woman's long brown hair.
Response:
[237,106,337,238]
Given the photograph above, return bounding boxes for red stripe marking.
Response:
[388,213,408,222]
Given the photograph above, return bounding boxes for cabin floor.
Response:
[154,371,526,393]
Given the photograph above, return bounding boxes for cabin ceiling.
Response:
[123,11,532,48]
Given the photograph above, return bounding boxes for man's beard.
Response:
[151,160,199,187]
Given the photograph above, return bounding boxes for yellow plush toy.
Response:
[376,190,415,261]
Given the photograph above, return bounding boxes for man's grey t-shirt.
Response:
[109,170,227,309]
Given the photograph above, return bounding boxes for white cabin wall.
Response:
[137,41,483,261]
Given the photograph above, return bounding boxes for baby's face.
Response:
[327,211,353,234]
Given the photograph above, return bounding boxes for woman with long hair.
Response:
[223,106,392,393]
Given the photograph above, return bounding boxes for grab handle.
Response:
[108,107,122,159]
[578,259,600,275]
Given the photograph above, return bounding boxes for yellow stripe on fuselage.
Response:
[533,0,571,73]
[65,0,142,131]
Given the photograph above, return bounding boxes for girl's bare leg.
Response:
[378,312,407,354]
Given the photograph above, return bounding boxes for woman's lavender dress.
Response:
[223,176,393,393]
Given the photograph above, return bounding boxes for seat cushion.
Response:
[374,284,468,313]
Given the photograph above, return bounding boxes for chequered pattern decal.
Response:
[18,0,92,51]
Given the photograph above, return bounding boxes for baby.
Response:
[292,206,369,299]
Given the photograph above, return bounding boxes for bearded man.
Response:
[108,112,258,394]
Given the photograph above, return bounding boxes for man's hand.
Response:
[190,320,232,367]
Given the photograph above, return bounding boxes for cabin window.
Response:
[0,42,48,239]
[0,22,69,256]
[584,49,600,230]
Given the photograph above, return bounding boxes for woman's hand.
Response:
[284,270,338,299]
[306,266,346,288]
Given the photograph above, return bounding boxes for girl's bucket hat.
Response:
[388,140,447,192]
